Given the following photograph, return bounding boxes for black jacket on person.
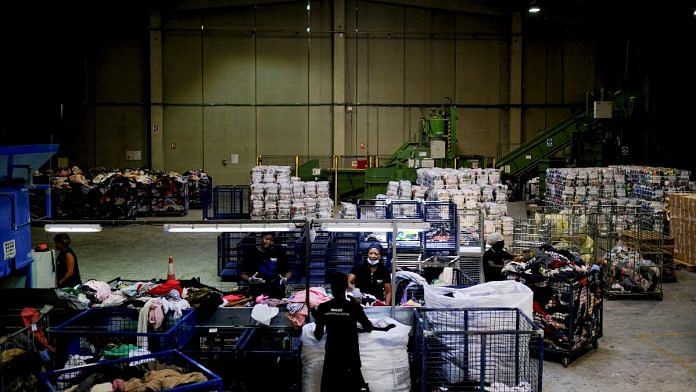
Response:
[483,247,514,282]
[314,297,373,392]
[240,245,289,281]
[350,262,391,301]
[56,247,82,288]
[240,245,289,298]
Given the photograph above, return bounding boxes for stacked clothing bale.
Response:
[414,168,509,245]
[250,166,332,219]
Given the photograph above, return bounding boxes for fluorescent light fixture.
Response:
[164,222,298,233]
[45,224,102,233]
[318,220,430,233]
[528,6,541,13]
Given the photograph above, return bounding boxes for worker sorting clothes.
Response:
[348,242,392,305]
[483,232,516,282]
[240,232,291,298]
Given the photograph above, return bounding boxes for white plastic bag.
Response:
[301,317,411,392]
[423,280,533,318]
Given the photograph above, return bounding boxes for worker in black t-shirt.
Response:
[314,272,372,392]
[240,232,291,298]
[348,242,392,305]
[483,232,515,282]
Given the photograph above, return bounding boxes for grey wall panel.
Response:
[163,107,203,171]
[546,108,571,129]
[163,13,202,29]
[310,0,333,32]
[354,36,370,103]
[163,33,203,104]
[203,8,255,30]
[358,1,404,32]
[366,107,378,155]
[376,107,406,156]
[309,107,333,156]
[430,39,456,102]
[455,39,502,104]
[404,38,429,103]
[203,107,256,185]
[564,41,595,103]
[523,108,546,143]
[456,109,500,157]
[257,107,308,156]
[545,41,564,104]
[404,38,455,104]
[94,37,146,103]
[256,37,308,104]
[256,2,307,31]
[368,38,405,103]
[203,33,255,104]
[407,107,422,143]
[456,13,507,34]
[523,41,546,104]
[309,36,333,104]
[94,107,147,168]
[405,7,429,33]
[353,107,368,157]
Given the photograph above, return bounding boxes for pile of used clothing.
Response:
[50,166,138,220]
[183,170,211,209]
[56,357,210,391]
[602,241,660,293]
[36,166,194,220]
[0,308,54,392]
[503,245,602,353]
[53,279,223,368]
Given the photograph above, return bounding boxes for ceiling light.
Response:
[45,224,102,233]
[164,222,298,233]
[528,6,541,13]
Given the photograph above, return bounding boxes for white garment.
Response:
[166,298,191,319]
[137,300,154,349]
[251,304,279,326]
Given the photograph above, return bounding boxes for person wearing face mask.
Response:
[483,232,515,282]
[314,272,372,392]
[348,242,392,305]
[240,232,291,298]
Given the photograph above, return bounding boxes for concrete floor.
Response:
[29,204,696,391]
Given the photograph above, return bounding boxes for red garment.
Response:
[21,307,54,352]
[223,294,246,302]
[148,279,183,296]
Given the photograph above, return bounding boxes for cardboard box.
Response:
[670,193,696,264]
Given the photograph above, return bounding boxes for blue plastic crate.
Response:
[40,349,223,392]
[50,308,196,357]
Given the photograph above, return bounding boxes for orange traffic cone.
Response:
[167,256,176,280]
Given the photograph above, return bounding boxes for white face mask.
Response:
[367,258,379,266]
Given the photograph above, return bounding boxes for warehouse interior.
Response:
[1,1,696,391]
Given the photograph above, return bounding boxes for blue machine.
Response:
[0,144,58,287]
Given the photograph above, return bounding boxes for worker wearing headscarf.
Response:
[348,242,393,305]
[483,232,515,282]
